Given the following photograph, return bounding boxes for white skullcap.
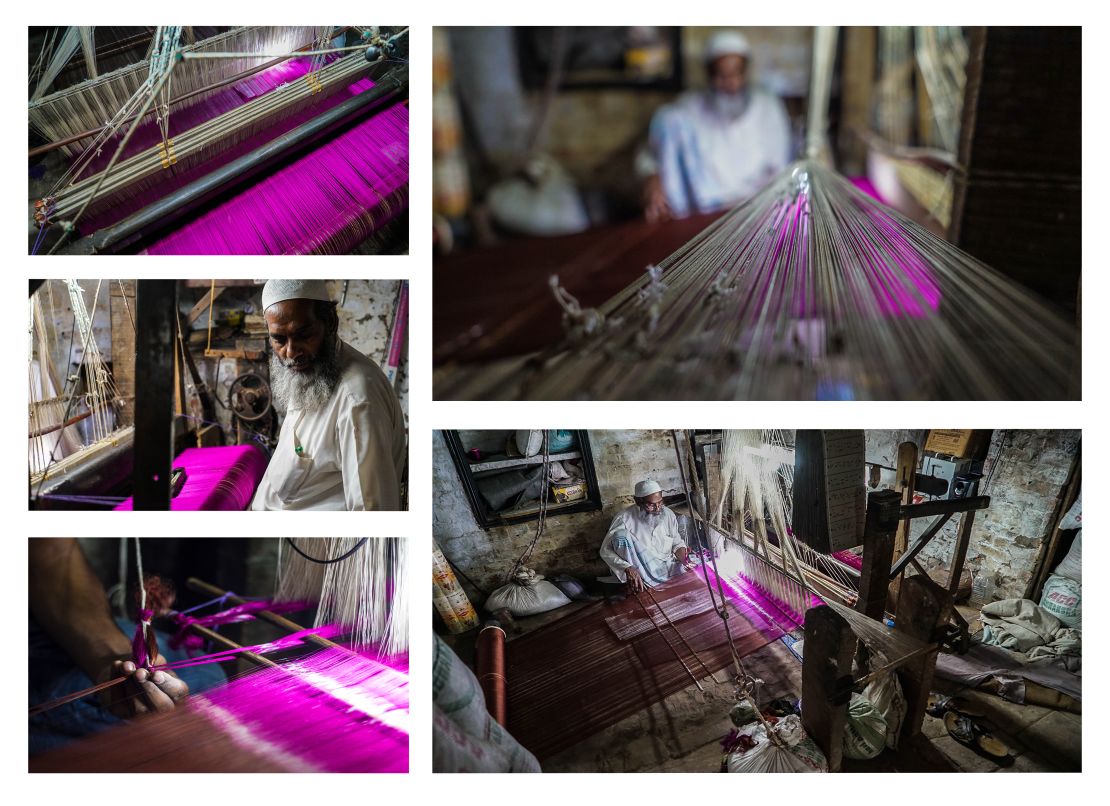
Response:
[261,279,333,312]
[706,30,751,61]
[634,479,662,497]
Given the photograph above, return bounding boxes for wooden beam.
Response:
[801,605,855,772]
[133,280,177,510]
[858,489,900,621]
[185,286,226,326]
[946,511,976,595]
[894,574,952,740]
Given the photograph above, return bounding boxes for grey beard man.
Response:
[269,331,343,412]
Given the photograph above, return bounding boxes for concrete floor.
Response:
[446,602,1081,773]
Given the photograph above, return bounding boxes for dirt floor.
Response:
[441,602,1081,773]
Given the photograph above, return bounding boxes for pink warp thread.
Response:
[114,445,268,511]
[170,600,311,653]
[143,102,409,255]
[196,647,409,772]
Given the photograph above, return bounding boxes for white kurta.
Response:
[251,340,406,511]
[641,89,792,217]
[599,504,687,587]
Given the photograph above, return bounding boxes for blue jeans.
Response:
[29,617,227,756]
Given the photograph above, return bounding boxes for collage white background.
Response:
[2,0,1103,798]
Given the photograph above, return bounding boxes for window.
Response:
[443,430,602,528]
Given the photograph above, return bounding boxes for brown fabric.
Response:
[504,572,780,760]
[433,212,723,364]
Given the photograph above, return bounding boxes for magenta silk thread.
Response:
[143,101,409,255]
[114,445,268,511]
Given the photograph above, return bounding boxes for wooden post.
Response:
[840,27,876,175]
[858,489,901,621]
[890,441,918,610]
[894,574,952,740]
[801,605,855,772]
[132,280,177,510]
[947,510,976,595]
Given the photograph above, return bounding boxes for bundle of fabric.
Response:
[980,599,1081,661]
[724,714,827,773]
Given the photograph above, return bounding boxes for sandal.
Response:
[944,712,1013,765]
[927,693,986,719]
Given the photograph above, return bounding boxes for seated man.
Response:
[251,280,406,510]
[599,480,690,593]
[639,30,792,222]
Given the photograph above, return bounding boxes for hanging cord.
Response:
[508,432,551,581]
[672,429,784,747]
[284,538,368,564]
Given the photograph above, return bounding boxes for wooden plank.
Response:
[858,489,900,621]
[889,441,918,611]
[133,280,177,510]
[469,451,581,474]
[947,511,976,594]
[894,574,951,740]
[185,286,226,326]
[801,605,855,772]
[181,279,262,288]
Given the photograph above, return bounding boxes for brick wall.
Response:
[866,430,1080,602]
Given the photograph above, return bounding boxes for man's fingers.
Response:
[134,675,176,713]
[152,671,190,702]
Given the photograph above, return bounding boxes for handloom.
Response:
[29,280,135,502]
[685,429,987,770]
[453,27,1077,401]
[30,538,409,772]
[30,26,409,255]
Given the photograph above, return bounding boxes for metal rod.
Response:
[642,586,722,685]
[186,576,345,653]
[185,623,280,669]
[633,591,704,692]
[28,409,93,438]
[79,64,407,254]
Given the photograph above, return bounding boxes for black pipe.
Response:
[77,64,408,254]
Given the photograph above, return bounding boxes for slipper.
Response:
[927,693,986,719]
[944,712,1013,764]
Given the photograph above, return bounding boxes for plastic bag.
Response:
[861,673,906,750]
[843,693,887,759]
[1054,531,1081,583]
[1058,491,1081,530]
[485,568,571,617]
[1040,573,1081,628]
[726,715,827,773]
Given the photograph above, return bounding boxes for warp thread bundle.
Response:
[513,161,1077,401]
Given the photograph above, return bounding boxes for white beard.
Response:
[710,90,750,122]
[270,338,341,412]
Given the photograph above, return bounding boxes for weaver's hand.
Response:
[625,567,645,593]
[99,656,189,717]
[643,175,672,224]
[675,546,692,568]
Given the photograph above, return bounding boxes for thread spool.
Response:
[476,623,507,726]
